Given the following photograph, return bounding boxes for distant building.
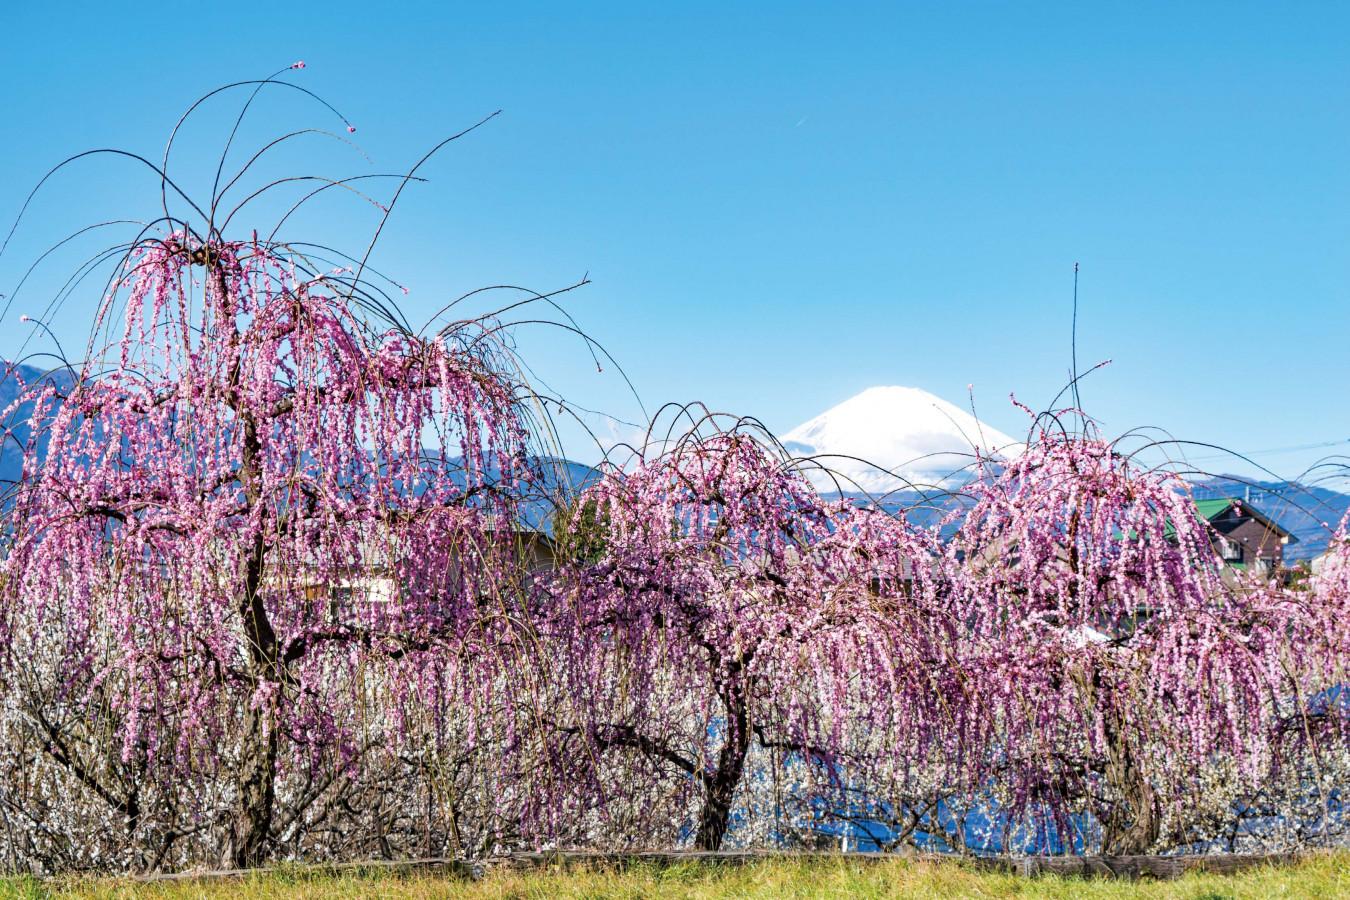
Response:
[1192,497,1296,577]
[287,520,557,619]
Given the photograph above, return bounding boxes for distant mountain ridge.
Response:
[822,478,1350,562]
[0,362,604,535]
[780,386,1350,561]
[0,363,75,492]
[0,369,1344,559]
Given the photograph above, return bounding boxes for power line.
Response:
[1182,437,1350,463]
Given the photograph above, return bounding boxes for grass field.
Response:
[3,852,1348,900]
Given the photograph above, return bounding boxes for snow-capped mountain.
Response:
[781,386,1024,493]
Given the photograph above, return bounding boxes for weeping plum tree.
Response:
[545,423,953,850]
[0,74,557,868]
[0,233,542,867]
[948,411,1326,854]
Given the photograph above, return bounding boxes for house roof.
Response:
[1195,497,1297,541]
[1193,498,1237,521]
[1164,497,1298,544]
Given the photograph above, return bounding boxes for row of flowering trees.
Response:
[540,418,1350,857]
[0,227,1346,871]
[0,77,1344,873]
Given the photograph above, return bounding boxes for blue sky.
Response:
[2,2,1347,478]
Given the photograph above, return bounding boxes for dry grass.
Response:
[4,852,1347,899]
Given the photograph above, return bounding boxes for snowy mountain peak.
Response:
[781,386,1023,493]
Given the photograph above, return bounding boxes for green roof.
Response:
[1194,498,1237,521]
[1163,498,1236,540]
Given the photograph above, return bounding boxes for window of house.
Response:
[1218,537,1242,562]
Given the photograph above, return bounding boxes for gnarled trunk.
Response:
[1101,729,1160,855]
[229,694,280,867]
[1074,662,1161,856]
[225,411,283,869]
[695,677,750,851]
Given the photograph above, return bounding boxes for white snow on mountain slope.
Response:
[781,386,1024,493]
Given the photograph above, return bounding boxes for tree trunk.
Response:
[1066,501,1159,856]
[1073,660,1160,856]
[225,411,282,869]
[695,678,750,851]
[229,695,279,867]
[1101,720,1160,855]
[224,552,281,868]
